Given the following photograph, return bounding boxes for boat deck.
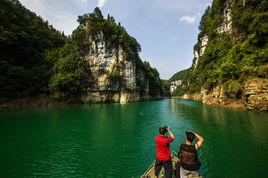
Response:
[141,155,202,178]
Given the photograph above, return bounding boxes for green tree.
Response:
[0,0,65,98]
[93,7,103,19]
[49,42,90,98]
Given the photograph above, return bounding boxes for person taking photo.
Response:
[155,125,175,178]
[178,131,204,178]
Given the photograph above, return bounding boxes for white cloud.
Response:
[71,0,88,7]
[179,15,196,24]
[97,0,108,8]
[19,0,79,35]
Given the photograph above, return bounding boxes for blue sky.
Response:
[19,0,212,79]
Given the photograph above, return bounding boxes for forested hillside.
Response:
[168,68,190,96]
[48,7,163,100]
[0,0,163,103]
[173,0,268,98]
[168,68,190,84]
[0,0,66,98]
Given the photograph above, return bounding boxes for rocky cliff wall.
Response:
[177,0,268,111]
[180,78,268,111]
[193,35,208,68]
[193,0,233,69]
[244,78,268,111]
[82,31,150,103]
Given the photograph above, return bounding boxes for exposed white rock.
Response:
[218,0,232,33]
[193,35,208,68]
[170,80,182,94]
[193,50,199,68]
[120,91,140,104]
[81,31,150,103]
[121,61,136,90]
[81,91,120,103]
[201,35,208,46]
[200,35,208,56]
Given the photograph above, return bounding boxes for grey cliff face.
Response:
[84,31,136,91]
[81,31,149,103]
[193,35,208,68]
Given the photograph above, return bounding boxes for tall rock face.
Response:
[217,0,232,34]
[193,35,208,68]
[244,78,268,111]
[85,32,137,91]
[71,9,162,103]
[0,3,162,107]
[170,0,268,110]
[81,31,148,103]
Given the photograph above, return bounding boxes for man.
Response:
[155,125,175,178]
[179,131,204,178]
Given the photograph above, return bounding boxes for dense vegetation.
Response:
[136,60,163,96]
[172,0,268,98]
[161,80,171,97]
[48,40,90,98]
[0,1,163,100]
[0,0,66,98]
[51,7,163,97]
[168,68,190,84]
[168,68,190,96]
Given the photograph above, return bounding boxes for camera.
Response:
[162,125,168,132]
[159,125,169,135]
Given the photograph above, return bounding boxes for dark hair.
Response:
[159,127,166,135]
[186,131,195,142]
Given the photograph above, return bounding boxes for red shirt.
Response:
[155,135,174,161]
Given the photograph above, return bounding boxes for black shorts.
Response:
[154,158,173,178]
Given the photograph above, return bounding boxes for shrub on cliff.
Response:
[73,7,141,59]
[49,41,90,98]
[223,80,242,99]
[172,85,188,96]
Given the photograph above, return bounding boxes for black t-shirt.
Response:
[179,144,200,171]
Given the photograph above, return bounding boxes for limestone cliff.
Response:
[193,35,208,68]
[170,0,268,111]
[244,78,268,111]
[0,4,162,108]
[73,9,162,103]
[180,78,268,111]
[81,31,150,103]
[213,78,268,111]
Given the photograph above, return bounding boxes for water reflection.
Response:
[168,99,268,177]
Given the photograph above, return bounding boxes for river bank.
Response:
[172,95,247,110]
[172,78,268,111]
[0,95,166,111]
[0,97,69,111]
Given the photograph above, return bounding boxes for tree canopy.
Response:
[0,0,66,98]
[0,2,164,100]
[171,0,268,98]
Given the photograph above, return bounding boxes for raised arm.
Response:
[192,131,204,150]
[167,127,175,139]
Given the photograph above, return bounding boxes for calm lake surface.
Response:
[0,99,268,177]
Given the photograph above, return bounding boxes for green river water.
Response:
[0,99,268,178]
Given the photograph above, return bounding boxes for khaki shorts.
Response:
[180,167,199,178]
